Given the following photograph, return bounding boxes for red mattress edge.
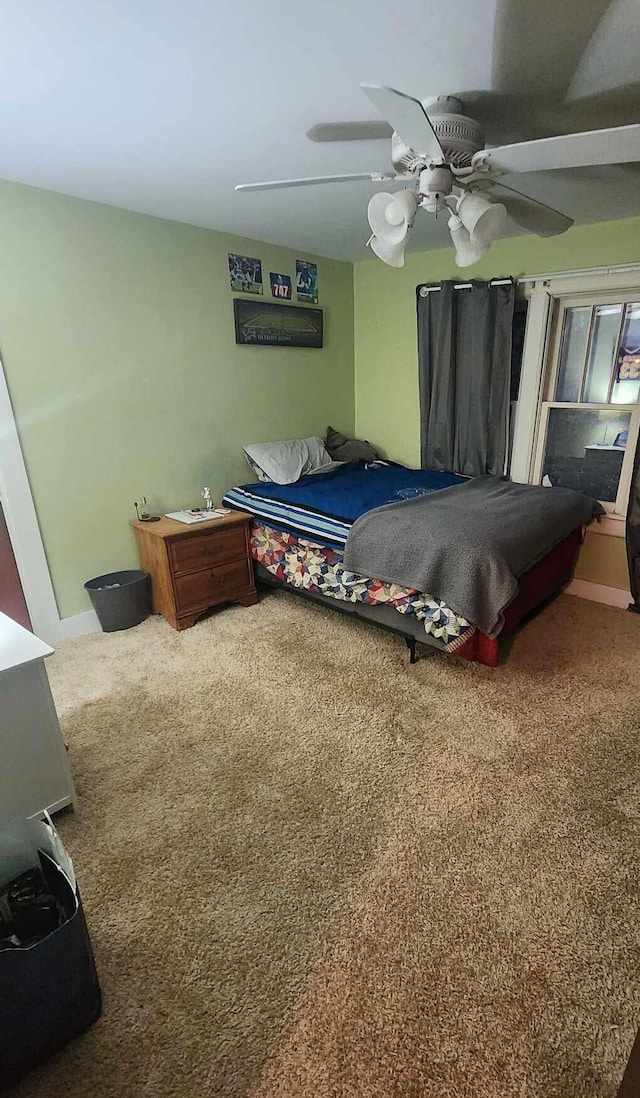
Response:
[453,528,583,666]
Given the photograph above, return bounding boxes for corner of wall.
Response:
[58,608,101,641]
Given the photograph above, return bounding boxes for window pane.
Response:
[555,307,590,401]
[511,303,527,402]
[542,407,631,502]
[612,302,640,405]
[583,304,622,403]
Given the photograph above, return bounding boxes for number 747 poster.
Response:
[270,272,292,299]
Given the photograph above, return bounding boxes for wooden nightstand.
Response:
[131,510,258,630]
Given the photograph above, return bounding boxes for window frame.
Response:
[529,287,640,516]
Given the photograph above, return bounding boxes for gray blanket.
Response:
[343,475,604,638]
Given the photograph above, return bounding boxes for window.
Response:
[533,295,640,513]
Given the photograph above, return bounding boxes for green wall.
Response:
[0,181,354,618]
[354,216,640,467]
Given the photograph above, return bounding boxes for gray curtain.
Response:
[418,279,515,477]
[626,432,640,612]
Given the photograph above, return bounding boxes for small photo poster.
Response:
[228,253,263,295]
[617,353,640,382]
[296,259,318,304]
[270,272,292,300]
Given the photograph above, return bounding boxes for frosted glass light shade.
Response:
[456,192,507,249]
[367,190,418,244]
[369,234,407,267]
[448,215,487,268]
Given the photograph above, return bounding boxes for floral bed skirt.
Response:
[250,522,475,650]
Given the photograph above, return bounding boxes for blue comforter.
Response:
[223,461,466,546]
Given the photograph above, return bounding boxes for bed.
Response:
[223,460,593,667]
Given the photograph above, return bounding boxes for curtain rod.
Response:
[518,262,640,284]
[419,279,512,295]
[418,262,640,295]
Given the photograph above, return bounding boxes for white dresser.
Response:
[0,612,77,827]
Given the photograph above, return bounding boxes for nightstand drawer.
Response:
[169,525,247,575]
[174,558,252,612]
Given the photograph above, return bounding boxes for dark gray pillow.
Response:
[325,426,378,463]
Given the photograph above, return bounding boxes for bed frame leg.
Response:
[405,637,417,665]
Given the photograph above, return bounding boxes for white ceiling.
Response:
[1,0,639,261]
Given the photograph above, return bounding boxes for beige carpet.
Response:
[12,590,640,1098]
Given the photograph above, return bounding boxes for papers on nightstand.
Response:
[165,510,223,525]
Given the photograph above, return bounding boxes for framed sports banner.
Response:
[233,298,323,348]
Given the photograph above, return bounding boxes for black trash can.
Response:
[0,816,102,1088]
[84,569,150,632]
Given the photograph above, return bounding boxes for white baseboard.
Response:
[57,584,631,635]
[565,579,631,609]
[58,608,101,640]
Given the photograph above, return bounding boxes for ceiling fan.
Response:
[236,83,640,269]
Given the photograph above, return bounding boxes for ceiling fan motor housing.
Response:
[430,112,485,165]
[392,98,485,172]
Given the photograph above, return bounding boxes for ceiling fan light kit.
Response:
[237,78,640,269]
[367,183,507,269]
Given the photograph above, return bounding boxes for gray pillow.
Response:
[243,436,332,484]
[325,426,378,463]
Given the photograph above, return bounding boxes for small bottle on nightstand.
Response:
[133,497,160,523]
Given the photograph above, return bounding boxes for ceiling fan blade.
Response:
[474,123,640,175]
[567,0,640,100]
[459,85,640,147]
[307,121,393,142]
[235,171,396,193]
[360,84,445,162]
[477,1,637,143]
[476,181,574,237]
[491,0,612,97]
